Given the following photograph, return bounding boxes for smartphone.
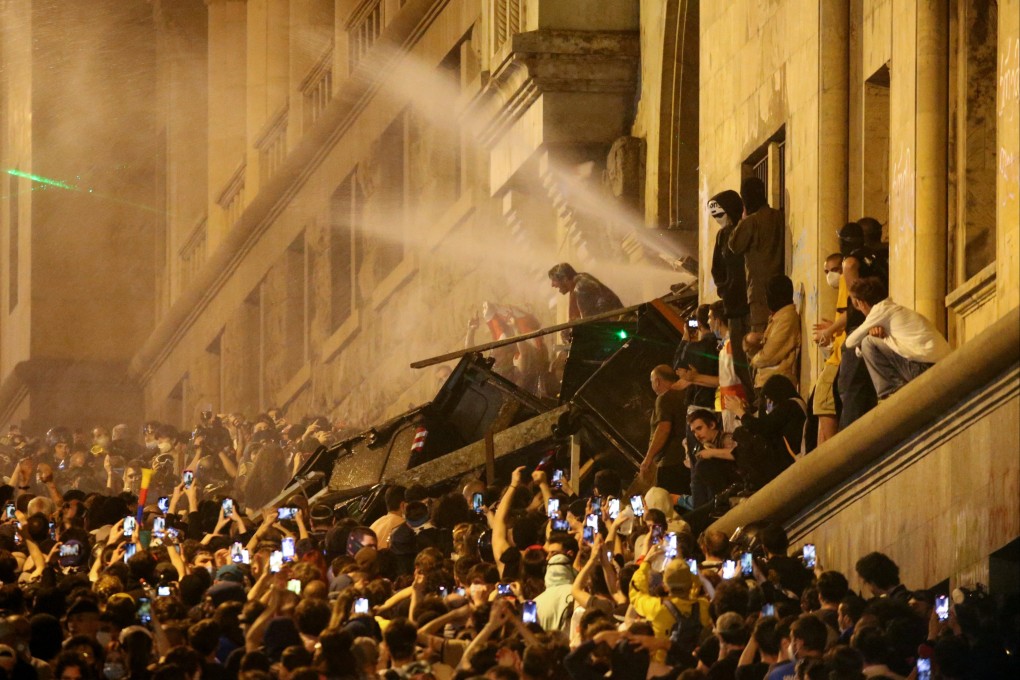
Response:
[472,492,484,514]
[269,550,283,573]
[353,597,370,615]
[650,524,663,545]
[664,532,678,559]
[241,549,250,564]
[916,658,932,680]
[221,498,234,519]
[608,498,620,520]
[165,527,181,541]
[547,498,560,518]
[281,537,295,562]
[686,558,699,575]
[182,470,194,489]
[455,587,466,597]
[761,603,776,617]
[438,586,447,598]
[60,543,80,557]
[721,560,737,579]
[687,318,699,329]
[551,518,570,532]
[522,600,538,624]
[12,524,20,546]
[802,543,816,569]
[935,595,950,622]
[583,525,595,545]
[153,517,166,536]
[277,507,298,521]
[551,469,564,488]
[124,543,137,561]
[3,503,15,520]
[591,496,602,514]
[586,513,599,531]
[49,522,56,541]
[286,579,302,595]
[630,495,644,517]
[123,516,137,537]
[497,583,512,597]
[137,597,152,624]
[740,552,754,577]
[157,585,171,597]
[157,496,170,514]
[230,542,244,564]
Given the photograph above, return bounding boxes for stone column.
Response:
[998,0,1020,314]
[813,1,850,380]
[913,0,949,331]
[206,0,247,246]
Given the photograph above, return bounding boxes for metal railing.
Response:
[301,41,334,130]
[347,0,384,72]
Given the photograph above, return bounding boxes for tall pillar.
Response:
[998,0,1020,314]
[206,0,247,247]
[914,1,949,331]
[813,1,850,382]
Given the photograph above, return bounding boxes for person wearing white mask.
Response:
[810,252,846,445]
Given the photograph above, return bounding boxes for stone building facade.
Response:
[698,0,1019,382]
[0,0,161,432]
[126,0,693,431]
[1,0,1017,461]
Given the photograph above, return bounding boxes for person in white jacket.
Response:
[845,277,950,399]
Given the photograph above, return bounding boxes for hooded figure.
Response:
[633,487,692,557]
[728,178,786,332]
[709,190,749,319]
[534,553,576,632]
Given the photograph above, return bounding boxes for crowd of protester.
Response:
[0,176,999,680]
[0,412,1015,680]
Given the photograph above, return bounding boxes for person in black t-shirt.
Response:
[639,365,689,494]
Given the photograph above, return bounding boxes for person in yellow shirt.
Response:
[628,543,712,668]
[811,254,846,445]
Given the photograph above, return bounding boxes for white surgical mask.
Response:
[826,271,841,289]
[469,584,487,602]
[157,441,173,453]
[103,662,126,680]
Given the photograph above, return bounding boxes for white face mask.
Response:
[826,271,841,289]
[157,441,173,453]
[469,584,487,603]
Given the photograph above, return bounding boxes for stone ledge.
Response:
[709,306,1020,536]
[945,262,996,316]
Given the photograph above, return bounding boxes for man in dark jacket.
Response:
[728,178,785,333]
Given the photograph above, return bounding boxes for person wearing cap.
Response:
[65,598,102,639]
[629,542,712,664]
[708,611,750,679]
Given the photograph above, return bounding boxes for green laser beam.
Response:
[6,168,79,191]
[6,168,163,215]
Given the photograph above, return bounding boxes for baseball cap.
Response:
[663,559,694,595]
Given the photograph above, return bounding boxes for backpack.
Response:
[662,599,702,669]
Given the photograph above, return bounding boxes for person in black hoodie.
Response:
[709,190,753,394]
